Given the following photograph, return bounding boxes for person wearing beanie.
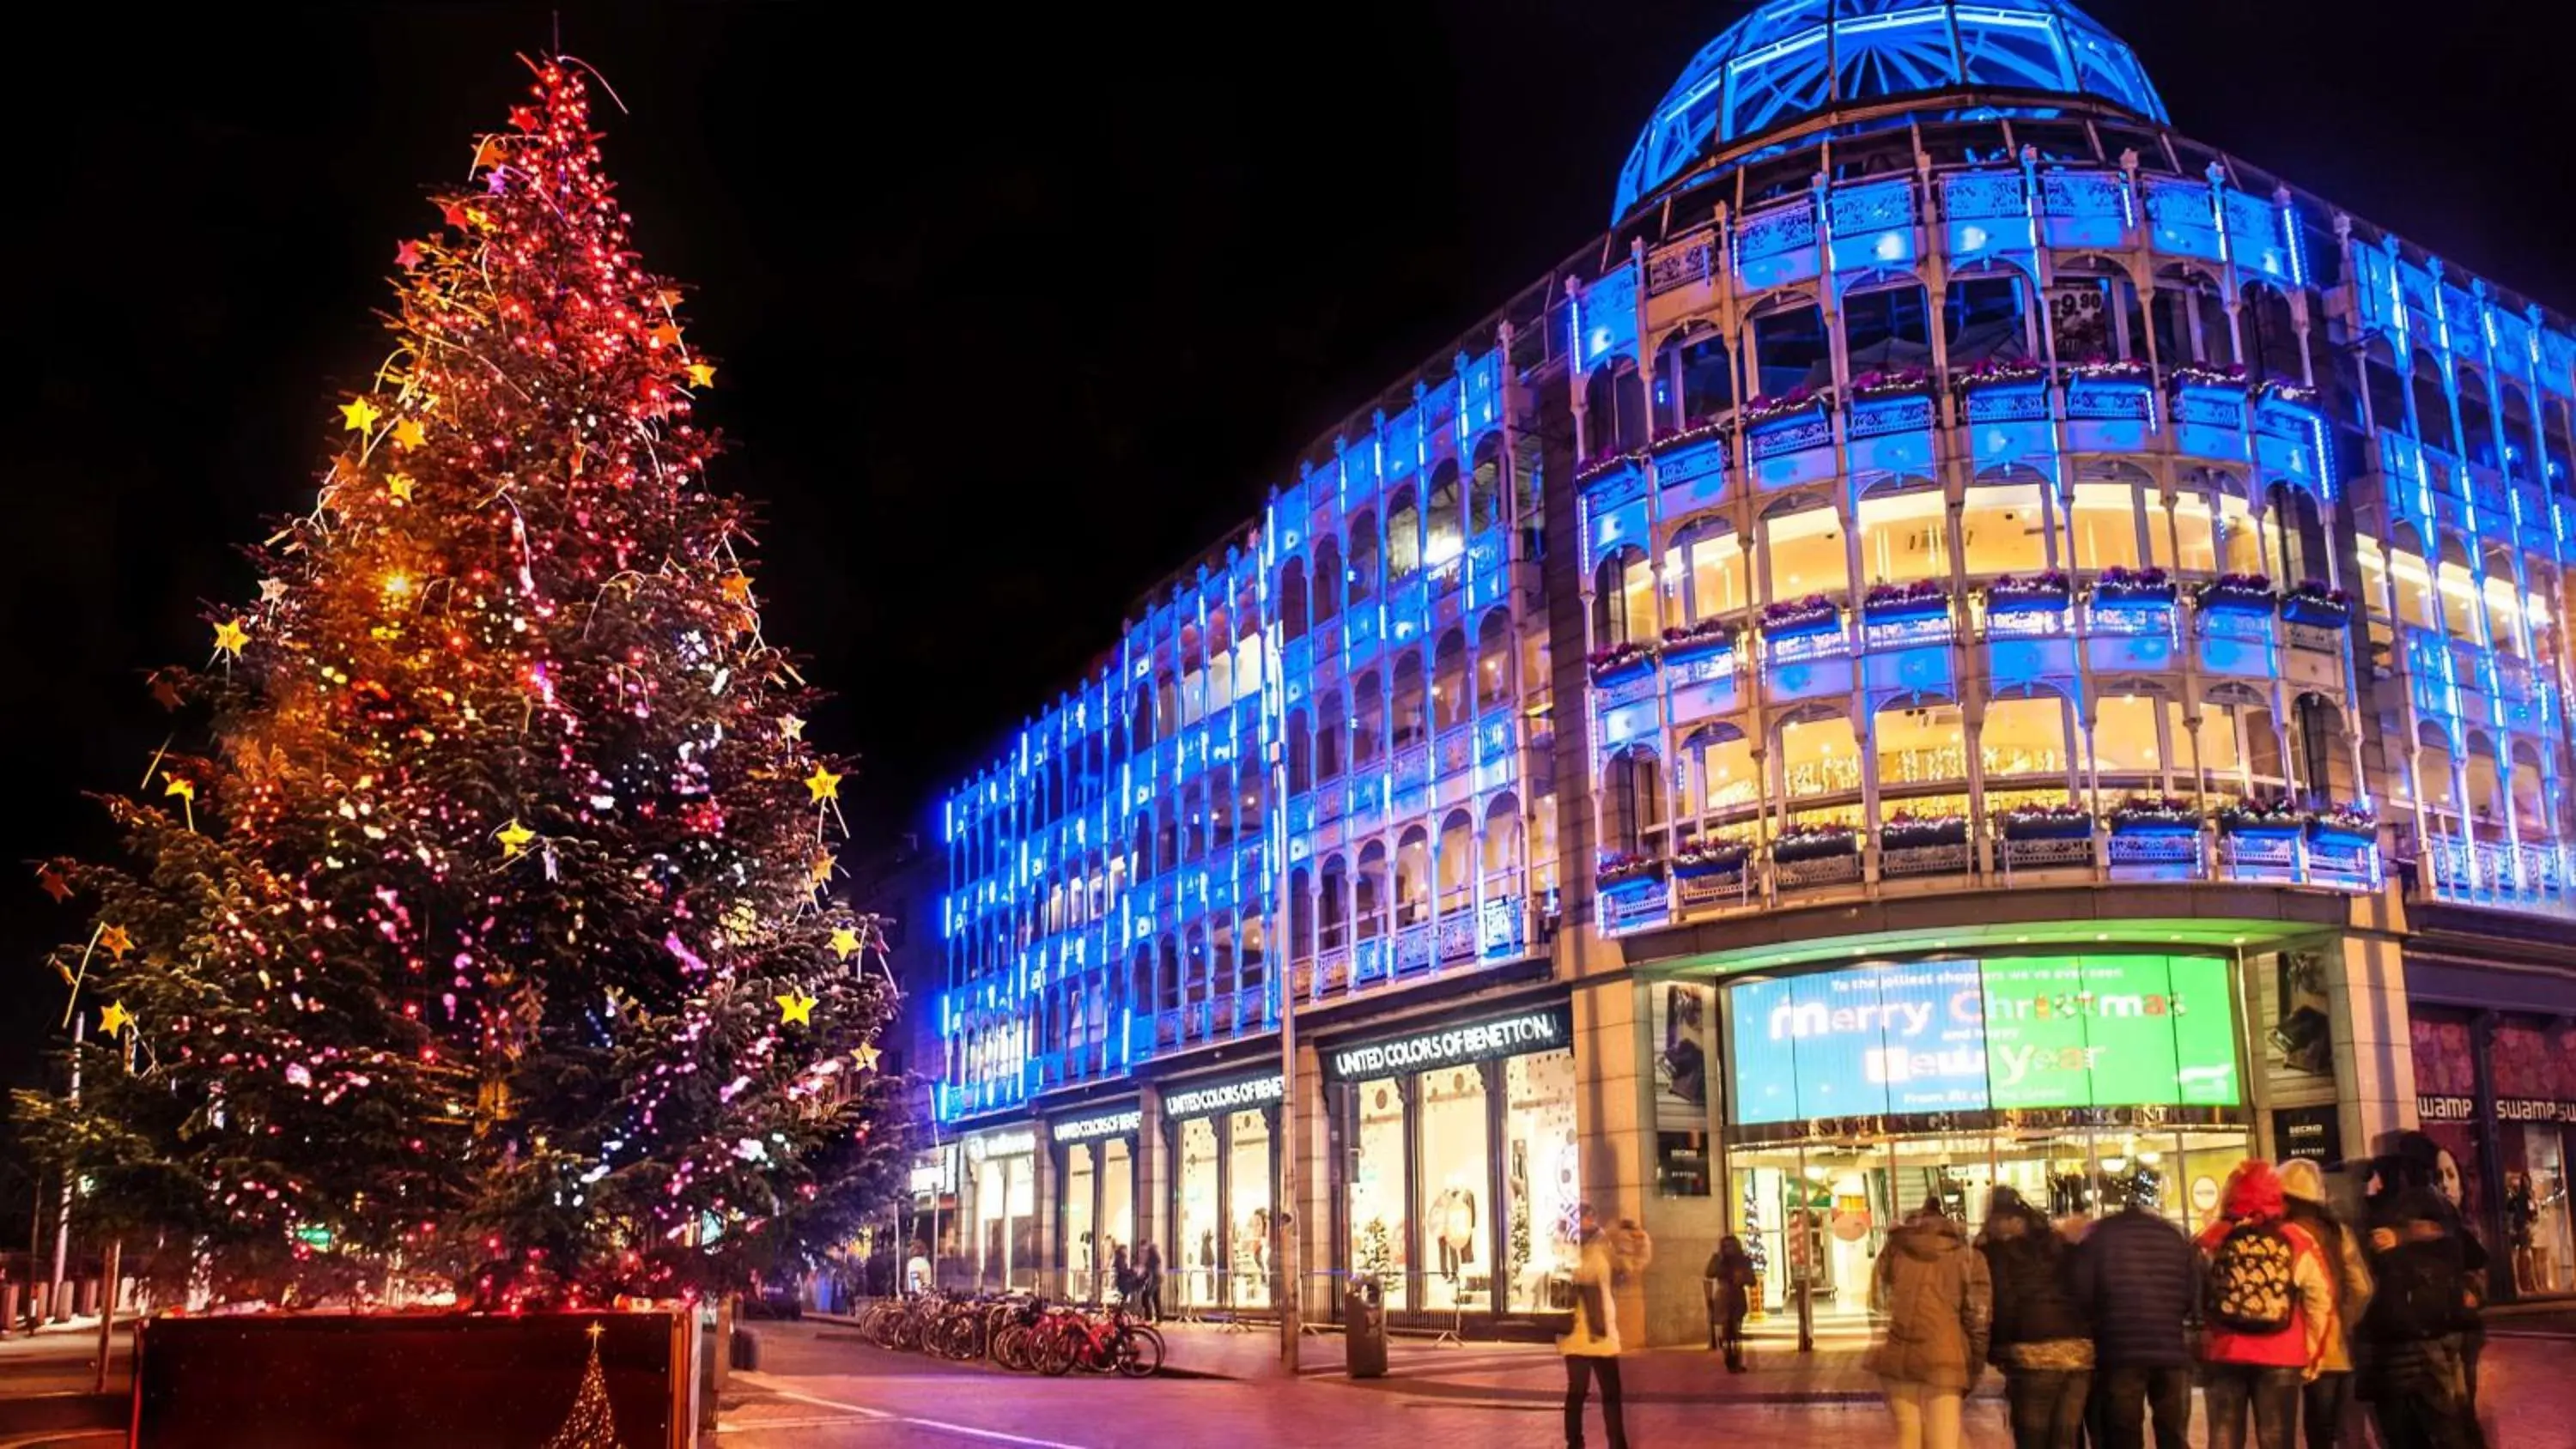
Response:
[2277,1158,2372,1449]
[2196,1160,2334,1449]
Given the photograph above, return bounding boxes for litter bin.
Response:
[1344,1279,1387,1379]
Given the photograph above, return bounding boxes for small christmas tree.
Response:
[1355,1217,1393,1291]
[15,56,904,1307]
[543,1322,623,1449]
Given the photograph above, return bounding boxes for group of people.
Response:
[1865,1130,2488,1449]
[1107,1240,1166,1322]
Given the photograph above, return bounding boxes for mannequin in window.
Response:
[1436,1185,1480,1282]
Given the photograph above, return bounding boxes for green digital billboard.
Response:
[1729,954,2241,1124]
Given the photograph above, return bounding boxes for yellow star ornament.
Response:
[162,773,196,803]
[809,851,836,887]
[778,714,805,742]
[99,924,134,959]
[685,362,717,389]
[776,991,817,1028]
[338,397,382,434]
[98,1001,134,1039]
[496,819,535,858]
[803,764,841,803]
[212,618,251,658]
[828,925,860,961]
[386,472,416,502]
[852,1042,883,1074]
[390,417,428,450]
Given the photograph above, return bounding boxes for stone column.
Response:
[1571,970,1657,1343]
[1136,1083,1169,1298]
[2326,930,2418,1156]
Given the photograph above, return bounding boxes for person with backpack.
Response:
[1978,1187,2092,1449]
[1865,1197,1992,1449]
[2068,1177,2200,1449]
[2357,1143,2485,1449]
[1704,1234,1754,1372]
[2278,1159,2372,1449]
[2196,1160,2334,1449]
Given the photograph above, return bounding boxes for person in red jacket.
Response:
[2196,1161,2335,1449]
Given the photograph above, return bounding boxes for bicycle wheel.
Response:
[1037,1326,1078,1376]
[1112,1325,1164,1378]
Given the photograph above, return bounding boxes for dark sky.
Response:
[3,0,2569,1094]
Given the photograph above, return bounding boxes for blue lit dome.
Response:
[1614,0,2168,220]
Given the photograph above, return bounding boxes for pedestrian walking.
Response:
[2278,1158,2372,1449]
[1704,1234,1754,1372]
[2195,1161,2334,1449]
[1137,1240,1164,1324]
[1110,1243,1134,1306]
[2069,1177,2200,1449]
[1866,1197,1991,1449]
[1978,1187,2092,1449]
[2357,1140,2485,1449]
[1558,1203,1630,1449]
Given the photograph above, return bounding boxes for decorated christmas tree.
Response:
[15,56,902,1307]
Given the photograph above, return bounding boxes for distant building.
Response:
[935,0,2576,1340]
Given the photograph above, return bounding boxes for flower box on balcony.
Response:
[1773,824,1859,864]
[2107,796,2200,834]
[2000,804,2095,840]
[2066,357,2154,386]
[1595,854,1665,890]
[1586,641,1657,686]
[2216,802,2307,837]
[2166,362,2249,393]
[1986,572,2073,615]
[1880,815,1968,849]
[2195,573,2278,615]
[1575,451,1634,484]
[2307,805,2377,848]
[1661,619,1740,662]
[2281,581,2353,628]
[1953,359,2049,392]
[1670,842,1752,879]
[1650,417,1729,455]
[1737,385,1832,430]
[1862,581,1951,624]
[2256,374,2319,407]
[1761,596,1841,640]
[2091,566,2177,609]
[1849,368,1934,401]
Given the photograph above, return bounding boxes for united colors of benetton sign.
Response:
[1323,1004,1573,1081]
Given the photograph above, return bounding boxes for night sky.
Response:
[3,0,2568,1108]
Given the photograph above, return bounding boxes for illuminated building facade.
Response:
[939,0,2576,1337]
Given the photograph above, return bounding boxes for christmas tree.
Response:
[543,1322,624,1449]
[15,56,903,1307]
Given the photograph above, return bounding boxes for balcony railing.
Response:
[2417,834,2576,915]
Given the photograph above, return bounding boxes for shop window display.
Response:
[1065,1143,1097,1300]
[1101,1137,1135,1290]
[1351,1077,1410,1310]
[1230,1110,1273,1307]
[1506,1049,1581,1312]
[1178,1115,1221,1307]
[1418,1065,1492,1312]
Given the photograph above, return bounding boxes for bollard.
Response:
[2,1282,17,1336]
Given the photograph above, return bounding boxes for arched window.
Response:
[1155,794,1179,870]
[1207,766,1236,850]
[1315,690,1345,782]
[1129,946,1155,1022]
[1130,810,1154,879]
[2465,732,2505,838]
[1318,855,1349,950]
[1583,362,1649,456]
[1751,300,1831,395]
[1391,653,1428,750]
[2411,352,2458,456]
[1311,537,1343,624]
[2546,399,2576,496]
[1593,545,1654,646]
[1668,521,1747,623]
[1437,809,1474,915]
[1286,707,1313,794]
[1483,792,1523,889]
[1777,712,1860,801]
[1843,281,1933,373]
[1129,682,1154,754]
[1468,438,1505,535]
[1289,865,1315,962]
[1387,487,1422,583]
[2241,282,2300,383]
[2265,483,2329,585]
[1157,934,1182,1013]
[1354,842,1388,943]
[2510,741,2548,840]
[1352,671,1385,768]
[2458,369,2501,471]
[1433,629,1469,731]
[1475,609,1512,709]
[1394,827,1431,928]
[1154,668,1178,739]
[1602,747,1667,856]
[1944,271,2030,364]
[1762,502,1848,600]
[2501,384,2538,485]
[1662,325,1736,427]
[1425,461,1464,573]
[1279,561,1309,643]
[1347,512,1380,604]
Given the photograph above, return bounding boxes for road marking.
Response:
[750,1385,1090,1449]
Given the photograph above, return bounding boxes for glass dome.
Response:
[1613,0,2167,221]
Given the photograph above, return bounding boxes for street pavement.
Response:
[717,1315,2576,1449]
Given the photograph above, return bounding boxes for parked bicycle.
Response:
[854,1292,1164,1378]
